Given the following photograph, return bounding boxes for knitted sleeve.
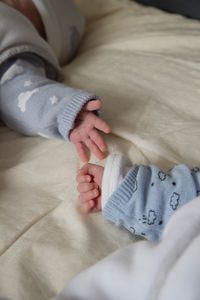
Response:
[0,56,97,140]
[102,161,200,241]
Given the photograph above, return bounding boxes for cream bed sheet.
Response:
[1,0,200,299]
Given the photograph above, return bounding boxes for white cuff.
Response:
[101,154,132,209]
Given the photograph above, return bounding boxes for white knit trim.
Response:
[101,154,132,209]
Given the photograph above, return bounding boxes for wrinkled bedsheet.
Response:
[1,0,200,299]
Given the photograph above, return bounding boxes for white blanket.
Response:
[54,196,200,300]
[1,0,200,299]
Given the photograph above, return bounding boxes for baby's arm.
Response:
[102,156,200,241]
[0,55,110,161]
[77,154,200,242]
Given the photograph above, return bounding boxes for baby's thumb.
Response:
[84,100,102,111]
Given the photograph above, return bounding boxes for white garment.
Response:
[101,154,132,208]
[53,196,200,300]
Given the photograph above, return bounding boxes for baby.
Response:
[0,0,111,162]
[77,154,200,241]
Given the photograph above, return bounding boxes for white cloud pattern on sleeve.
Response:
[18,88,39,113]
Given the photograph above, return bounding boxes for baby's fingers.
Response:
[84,100,102,112]
[77,182,98,193]
[79,189,99,202]
[79,200,95,214]
[76,174,91,183]
[85,138,105,160]
[74,141,89,162]
[89,129,107,152]
[94,116,111,134]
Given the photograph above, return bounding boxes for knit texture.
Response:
[103,164,199,241]
[0,56,97,140]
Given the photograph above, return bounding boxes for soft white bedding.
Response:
[54,196,200,300]
[1,0,200,299]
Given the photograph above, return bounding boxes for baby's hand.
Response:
[70,100,111,162]
[76,163,104,214]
